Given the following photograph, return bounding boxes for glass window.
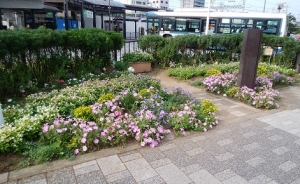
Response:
[147,18,159,34]
[162,17,175,31]
[166,1,168,4]
[176,18,186,31]
[221,19,230,23]
[161,1,163,3]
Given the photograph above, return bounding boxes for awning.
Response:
[0,0,44,9]
[84,0,126,8]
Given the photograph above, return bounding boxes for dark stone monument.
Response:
[296,53,300,74]
[237,29,263,89]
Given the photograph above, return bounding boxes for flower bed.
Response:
[1,74,219,164]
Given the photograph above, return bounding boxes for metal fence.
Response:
[112,40,140,61]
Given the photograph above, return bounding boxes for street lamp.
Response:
[205,0,216,35]
[108,0,111,31]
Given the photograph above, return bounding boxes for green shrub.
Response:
[74,106,93,121]
[205,69,222,76]
[226,87,240,98]
[98,93,116,103]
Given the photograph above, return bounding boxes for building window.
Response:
[161,1,163,3]
[143,2,145,4]
[153,1,155,3]
[156,1,158,3]
[166,1,168,4]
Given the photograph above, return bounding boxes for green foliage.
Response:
[257,65,269,76]
[114,61,129,71]
[122,52,154,63]
[0,28,124,96]
[226,87,240,98]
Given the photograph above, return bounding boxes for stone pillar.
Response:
[80,2,85,28]
[296,53,300,73]
[65,2,69,30]
[237,29,263,89]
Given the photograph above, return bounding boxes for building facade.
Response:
[147,0,169,10]
[180,0,205,8]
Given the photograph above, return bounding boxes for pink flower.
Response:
[82,146,87,152]
[94,139,99,144]
[140,141,146,146]
[150,140,158,148]
[42,124,49,133]
[81,138,86,143]
[74,149,79,155]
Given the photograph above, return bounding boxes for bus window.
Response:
[162,17,175,31]
[175,18,186,31]
[147,18,159,34]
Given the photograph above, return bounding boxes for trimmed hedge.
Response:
[0,27,124,96]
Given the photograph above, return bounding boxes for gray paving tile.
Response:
[159,143,177,152]
[97,155,126,176]
[47,167,76,184]
[267,135,283,141]
[139,175,165,184]
[243,131,257,138]
[0,172,8,184]
[266,181,279,184]
[6,181,17,184]
[17,174,47,184]
[124,158,157,182]
[272,146,290,155]
[105,170,131,183]
[109,176,136,184]
[188,169,222,184]
[290,178,300,184]
[164,147,197,168]
[278,161,297,172]
[149,158,172,169]
[216,139,233,146]
[214,169,237,181]
[76,170,107,184]
[248,174,272,184]
[156,163,192,184]
[181,163,203,175]
[222,175,248,184]
[139,147,166,162]
[216,128,232,135]
[73,160,99,176]
[174,138,199,151]
[119,152,143,162]
[215,152,234,161]
[245,157,266,167]
[294,139,300,145]
[186,147,205,156]
[191,135,207,142]
[243,142,260,151]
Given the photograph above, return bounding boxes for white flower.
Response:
[223,94,227,97]
[7,99,12,102]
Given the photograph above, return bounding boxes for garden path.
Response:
[1,71,300,184]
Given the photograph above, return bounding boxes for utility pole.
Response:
[263,0,266,12]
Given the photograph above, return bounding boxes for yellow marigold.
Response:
[201,99,219,114]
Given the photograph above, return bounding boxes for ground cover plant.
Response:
[168,62,296,109]
[0,74,219,168]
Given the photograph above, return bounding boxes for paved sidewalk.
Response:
[1,71,300,184]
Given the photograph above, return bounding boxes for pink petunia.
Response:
[74,149,79,155]
[82,146,87,152]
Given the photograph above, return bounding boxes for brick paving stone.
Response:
[191,135,207,142]
[17,174,47,184]
[139,176,166,184]
[216,128,232,135]
[188,169,222,184]
[105,170,131,183]
[119,152,143,163]
[97,155,126,176]
[216,139,233,146]
[76,170,107,184]
[215,152,234,161]
[214,169,237,181]
[248,174,272,184]
[245,157,266,167]
[138,147,166,162]
[109,176,136,184]
[222,175,248,184]
[278,161,297,172]
[156,163,192,184]
[186,147,205,156]
[272,146,290,155]
[267,135,283,141]
[124,158,157,182]
[149,158,172,169]
[243,142,260,151]
[158,143,177,152]
[47,167,76,184]
[181,163,203,175]
[73,160,99,176]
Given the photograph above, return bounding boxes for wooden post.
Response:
[237,29,263,89]
[296,53,300,74]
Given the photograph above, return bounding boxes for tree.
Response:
[288,13,297,33]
